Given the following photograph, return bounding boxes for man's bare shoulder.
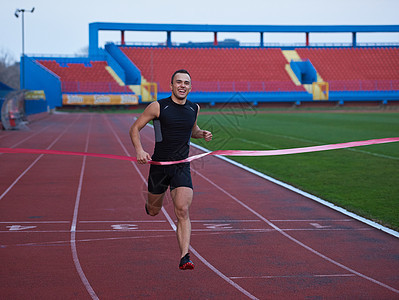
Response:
[143,101,160,118]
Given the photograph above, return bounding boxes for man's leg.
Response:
[147,164,168,216]
[146,192,165,216]
[170,187,193,258]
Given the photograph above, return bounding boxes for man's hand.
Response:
[202,130,212,142]
[136,149,151,164]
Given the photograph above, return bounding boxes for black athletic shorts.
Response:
[148,163,193,194]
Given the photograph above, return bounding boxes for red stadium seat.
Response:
[37,60,122,93]
[120,47,305,92]
[296,47,399,91]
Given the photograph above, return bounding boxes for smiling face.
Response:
[170,72,192,102]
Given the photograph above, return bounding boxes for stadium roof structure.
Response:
[89,22,399,55]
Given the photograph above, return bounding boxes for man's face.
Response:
[171,73,191,100]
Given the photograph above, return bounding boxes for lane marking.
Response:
[6,225,37,231]
[230,274,356,280]
[70,115,99,300]
[0,115,82,202]
[192,168,399,294]
[191,219,261,223]
[0,221,70,223]
[0,228,372,233]
[310,223,331,229]
[1,229,372,249]
[0,116,62,151]
[204,223,233,229]
[1,233,181,248]
[79,220,166,223]
[111,224,139,230]
[270,219,353,222]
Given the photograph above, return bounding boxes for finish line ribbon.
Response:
[1,137,398,165]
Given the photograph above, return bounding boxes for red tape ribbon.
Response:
[1,137,398,165]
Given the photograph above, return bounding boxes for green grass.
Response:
[194,111,399,231]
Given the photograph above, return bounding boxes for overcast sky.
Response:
[1,0,398,63]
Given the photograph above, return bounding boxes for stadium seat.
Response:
[37,59,124,93]
[120,46,305,93]
[296,47,399,91]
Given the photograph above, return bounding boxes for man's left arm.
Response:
[191,105,212,141]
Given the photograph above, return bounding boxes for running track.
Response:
[0,113,398,299]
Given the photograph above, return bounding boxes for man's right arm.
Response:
[129,101,160,164]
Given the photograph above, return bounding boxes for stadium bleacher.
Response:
[37,46,399,93]
[23,23,399,109]
[37,59,131,93]
[35,46,399,97]
[120,46,305,92]
[296,47,399,91]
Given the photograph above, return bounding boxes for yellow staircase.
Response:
[105,66,157,102]
[105,66,125,86]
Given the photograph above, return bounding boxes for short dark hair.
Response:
[171,69,191,84]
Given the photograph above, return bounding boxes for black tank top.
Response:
[152,97,198,162]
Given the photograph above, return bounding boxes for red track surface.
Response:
[1,113,398,299]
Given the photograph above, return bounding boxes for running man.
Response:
[129,69,212,270]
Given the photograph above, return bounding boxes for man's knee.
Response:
[171,186,193,220]
[146,192,165,216]
[174,204,190,220]
[146,203,161,216]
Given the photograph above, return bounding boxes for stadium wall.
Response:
[159,91,312,106]
[330,91,399,103]
[158,90,399,106]
[24,56,62,109]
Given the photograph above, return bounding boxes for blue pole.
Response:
[167,31,172,47]
[352,32,357,47]
[260,32,264,47]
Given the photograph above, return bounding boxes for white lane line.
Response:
[270,219,353,222]
[0,221,70,223]
[2,233,180,248]
[190,219,261,223]
[107,115,259,300]
[0,115,60,151]
[79,220,166,223]
[70,148,87,232]
[0,115,81,201]
[1,230,173,233]
[0,228,372,234]
[192,168,399,295]
[160,206,259,300]
[191,143,399,238]
[230,274,356,280]
[70,115,99,300]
